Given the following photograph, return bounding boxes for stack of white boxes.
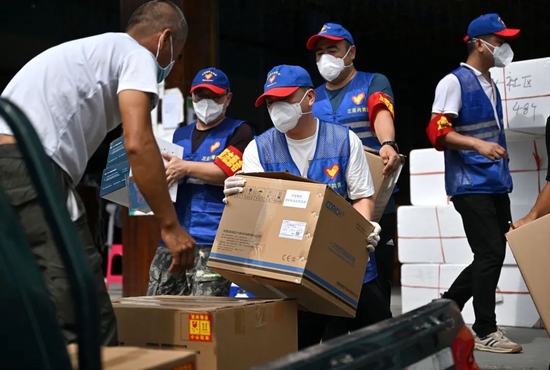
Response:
[398,57,550,328]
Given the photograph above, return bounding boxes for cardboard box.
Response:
[363,146,405,222]
[506,214,550,336]
[99,135,183,210]
[207,172,374,317]
[67,344,196,370]
[113,296,297,370]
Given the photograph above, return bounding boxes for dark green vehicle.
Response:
[251,299,479,370]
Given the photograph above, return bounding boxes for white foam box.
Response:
[490,57,550,136]
[409,139,547,206]
[397,204,533,265]
[401,264,540,328]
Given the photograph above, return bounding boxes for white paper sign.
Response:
[129,136,184,203]
[491,57,550,135]
[161,88,184,129]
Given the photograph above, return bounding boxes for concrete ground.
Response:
[389,289,550,370]
[109,284,549,369]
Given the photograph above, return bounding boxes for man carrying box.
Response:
[426,14,521,353]
[307,23,401,305]
[223,64,389,349]
[0,0,194,346]
[148,68,254,296]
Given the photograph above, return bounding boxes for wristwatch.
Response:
[381,141,399,154]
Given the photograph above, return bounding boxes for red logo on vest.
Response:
[210,141,221,153]
[351,92,365,105]
[325,164,340,180]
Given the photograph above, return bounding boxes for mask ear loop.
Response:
[298,89,314,115]
[342,46,353,68]
[475,38,497,56]
[155,34,163,59]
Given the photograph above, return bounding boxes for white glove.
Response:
[366,221,382,253]
[223,174,246,204]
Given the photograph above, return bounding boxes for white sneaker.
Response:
[475,329,522,354]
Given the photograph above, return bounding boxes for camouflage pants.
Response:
[147,245,231,297]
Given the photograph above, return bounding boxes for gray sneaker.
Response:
[475,329,522,354]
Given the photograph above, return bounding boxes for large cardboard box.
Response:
[207,172,374,317]
[363,146,405,222]
[506,214,550,336]
[99,135,183,210]
[67,344,196,370]
[113,296,297,370]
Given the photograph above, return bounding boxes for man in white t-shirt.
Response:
[426,14,521,353]
[0,0,194,345]
[223,64,388,350]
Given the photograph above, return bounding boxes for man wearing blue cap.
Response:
[306,22,399,317]
[223,64,389,349]
[147,67,253,296]
[426,14,521,353]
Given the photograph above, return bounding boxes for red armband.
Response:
[214,145,244,176]
[426,113,453,151]
[367,92,395,133]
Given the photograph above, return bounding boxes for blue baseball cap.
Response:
[190,67,230,95]
[255,65,313,107]
[306,23,355,50]
[464,14,520,42]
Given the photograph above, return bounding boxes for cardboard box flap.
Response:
[242,171,319,184]
[114,296,289,312]
[363,145,407,162]
[68,344,195,370]
[506,214,550,336]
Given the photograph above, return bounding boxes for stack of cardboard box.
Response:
[112,149,404,369]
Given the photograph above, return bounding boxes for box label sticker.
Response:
[188,314,212,342]
[172,362,195,370]
[283,189,310,209]
[279,220,307,240]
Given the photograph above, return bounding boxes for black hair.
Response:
[126,0,188,42]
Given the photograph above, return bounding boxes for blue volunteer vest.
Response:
[313,71,399,202]
[160,117,245,247]
[255,121,378,283]
[445,66,513,196]
[313,71,378,149]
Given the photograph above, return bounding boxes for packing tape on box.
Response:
[410,140,546,203]
[401,263,531,298]
[399,206,451,263]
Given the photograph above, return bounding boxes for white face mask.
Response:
[268,91,312,133]
[479,39,514,68]
[316,47,352,82]
[193,99,225,124]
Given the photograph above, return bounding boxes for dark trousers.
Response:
[297,279,393,349]
[0,144,118,345]
[375,211,397,303]
[442,193,511,338]
[322,279,393,341]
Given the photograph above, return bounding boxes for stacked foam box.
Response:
[400,138,546,328]
[399,57,550,328]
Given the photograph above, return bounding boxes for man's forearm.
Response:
[374,110,395,143]
[127,138,178,228]
[352,197,375,221]
[527,182,550,220]
[186,162,227,185]
[438,131,480,151]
